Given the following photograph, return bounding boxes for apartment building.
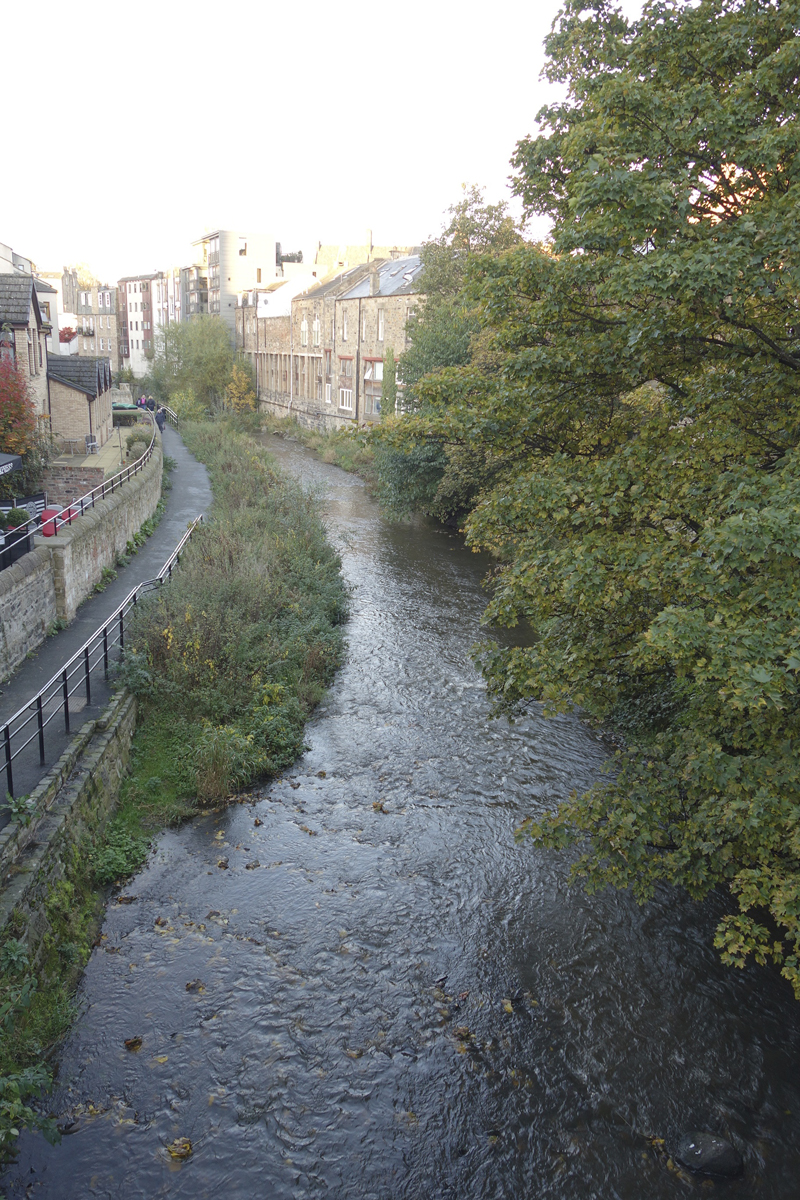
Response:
[75,284,120,372]
[235,254,423,431]
[117,273,159,376]
[192,231,277,333]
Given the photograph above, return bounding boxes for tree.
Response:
[389,0,800,993]
[373,186,522,521]
[225,362,257,413]
[148,316,235,411]
[0,361,36,455]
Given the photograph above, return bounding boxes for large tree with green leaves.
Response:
[373,186,521,521]
[148,316,235,410]
[382,0,800,993]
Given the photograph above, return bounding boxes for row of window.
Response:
[80,290,113,308]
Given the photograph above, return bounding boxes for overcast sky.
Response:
[1,0,641,284]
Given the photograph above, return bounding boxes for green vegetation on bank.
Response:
[375,0,800,995]
[259,412,377,486]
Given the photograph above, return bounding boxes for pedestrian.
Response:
[146,396,156,412]
[155,407,166,433]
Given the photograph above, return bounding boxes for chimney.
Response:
[366,228,373,261]
[369,266,380,297]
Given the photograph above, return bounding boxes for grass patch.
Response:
[260,412,377,486]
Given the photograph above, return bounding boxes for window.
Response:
[364,360,383,382]
[100,338,104,350]
[330,317,335,342]
[339,357,353,377]
[339,388,353,410]
[342,310,348,341]
[377,307,385,341]
[312,317,320,347]
[325,383,332,404]
[324,349,332,377]
[300,318,308,347]
[257,268,262,283]
[106,291,111,307]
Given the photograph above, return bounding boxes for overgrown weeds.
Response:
[118,418,347,804]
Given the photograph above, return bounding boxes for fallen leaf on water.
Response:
[453,1026,472,1041]
[345,1048,363,1059]
[124,1036,142,1052]
[207,910,220,918]
[217,858,229,869]
[372,801,387,813]
[459,991,469,1001]
[117,895,137,905]
[502,999,514,1014]
[316,771,327,778]
[245,861,260,870]
[155,917,168,927]
[154,1055,168,1064]
[167,1137,192,1159]
[214,831,225,840]
[186,979,205,993]
[254,818,263,827]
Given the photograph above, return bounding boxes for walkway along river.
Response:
[5,435,800,1198]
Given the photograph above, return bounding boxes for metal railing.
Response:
[0,414,159,561]
[1,516,203,800]
[163,405,179,429]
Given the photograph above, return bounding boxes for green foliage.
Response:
[147,316,235,409]
[91,823,150,886]
[391,0,800,993]
[0,1065,59,1158]
[120,420,347,802]
[372,185,520,522]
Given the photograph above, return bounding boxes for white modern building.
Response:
[191,231,278,333]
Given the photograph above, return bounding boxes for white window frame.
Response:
[377,308,385,341]
[339,387,353,410]
[342,310,348,341]
[312,317,320,347]
[300,318,308,347]
[325,383,332,404]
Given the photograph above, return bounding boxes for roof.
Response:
[0,273,44,326]
[47,354,112,397]
[33,278,57,294]
[340,255,423,299]
[298,261,379,303]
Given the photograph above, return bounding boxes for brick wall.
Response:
[41,463,105,509]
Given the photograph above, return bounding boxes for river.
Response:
[5,436,800,1198]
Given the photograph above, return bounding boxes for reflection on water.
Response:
[6,435,800,1198]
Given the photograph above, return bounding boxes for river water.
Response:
[5,437,800,1198]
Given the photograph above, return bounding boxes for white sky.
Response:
[1,0,641,284]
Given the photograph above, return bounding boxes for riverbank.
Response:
[259,411,377,488]
[0,420,347,1156]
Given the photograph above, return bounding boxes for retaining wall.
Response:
[0,691,138,956]
[0,442,162,679]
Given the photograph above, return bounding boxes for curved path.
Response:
[0,426,211,799]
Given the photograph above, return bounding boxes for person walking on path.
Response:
[156,407,166,433]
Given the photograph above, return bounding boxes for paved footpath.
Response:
[0,425,212,799]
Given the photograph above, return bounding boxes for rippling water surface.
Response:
[6,437,800,1198]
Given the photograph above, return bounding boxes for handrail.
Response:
[0,515,203,801]
[0,413,159,556]
[163,405,179,429]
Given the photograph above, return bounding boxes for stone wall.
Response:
[0,547,57,679]
[0,691,138,958]
[40,439,162,622]
[0,441,162,679]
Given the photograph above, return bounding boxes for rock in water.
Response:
[673,1132,743,1177]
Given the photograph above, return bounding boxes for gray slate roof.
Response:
[340,255,423,299]
[47,354,112,397]
[0,273,41,326]
[33,278,57,294]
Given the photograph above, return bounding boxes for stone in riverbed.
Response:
[673,1132,743,1177]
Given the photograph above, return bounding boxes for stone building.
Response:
[46,355,113,450]
[0,273,51,417]
[75,284,120,373]
[235,255,423,430]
